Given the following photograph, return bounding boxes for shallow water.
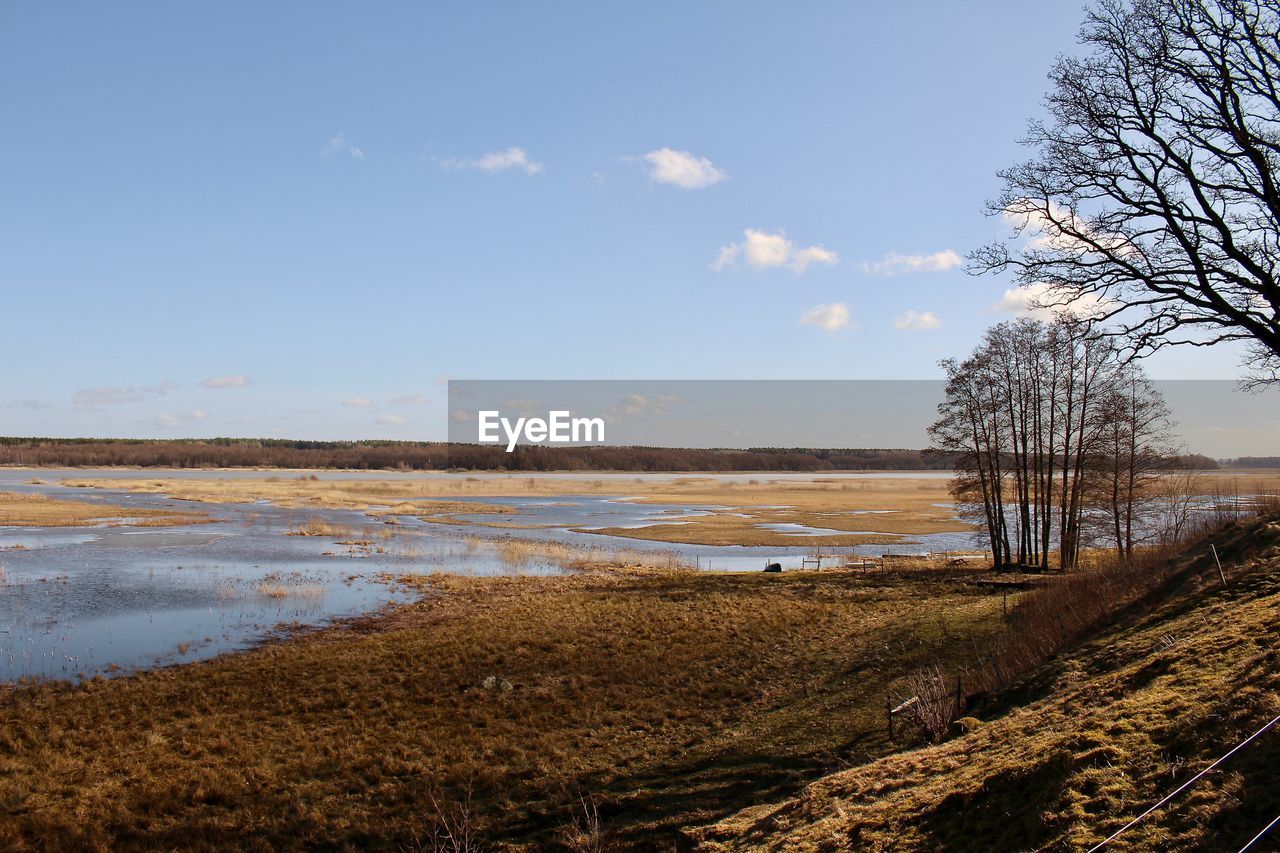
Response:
[0,468,979,682]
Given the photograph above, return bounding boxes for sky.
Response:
[1,2,1271,446]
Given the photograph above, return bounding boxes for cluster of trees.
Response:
[929,318,1181,570]
[0,437,956,472]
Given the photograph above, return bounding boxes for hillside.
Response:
[692,515,1280,851]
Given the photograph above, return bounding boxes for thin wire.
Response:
[1087,711,1280,852]
[1238,812,1280,853]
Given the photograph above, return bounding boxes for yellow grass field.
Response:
[0,491,208,528]
[59,473,971,546]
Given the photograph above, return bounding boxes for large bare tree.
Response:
[972,0,1280,383]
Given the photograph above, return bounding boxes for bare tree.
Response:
[1091,368,1176,559]
[972,0,1280,384]
[1156,465,1208,542]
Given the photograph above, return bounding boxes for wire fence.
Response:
[1087,710,1280,852]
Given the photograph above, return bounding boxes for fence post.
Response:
[1211,544,1228,587]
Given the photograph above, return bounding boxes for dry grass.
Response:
[61,477,516,520]
[0,492,208,528]
[254,578,326,599]
[284,518,355,538]
[60,474,972,545]
[0,568,1007,850]
[692,514,1280,851]
[483,536,696,572]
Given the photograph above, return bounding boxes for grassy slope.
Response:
[693,516,1280,851]
[0,568,1005,850]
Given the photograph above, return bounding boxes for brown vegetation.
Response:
[0,492,208,528]
[0,567,1006,850]
[61,474,973,547]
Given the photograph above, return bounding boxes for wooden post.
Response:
[1211,544,1227,586]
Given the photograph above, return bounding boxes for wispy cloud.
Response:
[1002,199,1135,256]
[2,398,51,410]
[72,381,174,411]
[992,283,1110,320]
[325,132,364,160]
[643,148,727,189]
[389,393,428,406]
[442,147,543,175]
[375,413,407,426]
[894,309,942,331]
[799,302,851,332]
[155,409,208,429]
[860,250,962,276]
[712,229,838,274]
[199,374,248,389]
[342,397,375,408]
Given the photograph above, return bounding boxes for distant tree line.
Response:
[0,437,958,472]
[1221,456,1280,468]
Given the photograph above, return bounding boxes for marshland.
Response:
[2,462,1278,848]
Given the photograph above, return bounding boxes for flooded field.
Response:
[8,466,1273,684]
[0,468,985,682]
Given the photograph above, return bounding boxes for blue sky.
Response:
[0,2,1259,442]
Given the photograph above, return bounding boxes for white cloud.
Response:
[894,309,942,331]
[154,410,208,429]
[389,393,428,406]
[643,148,727,189]
[992,282,1110,320]
[325,133,364,160]
[1002,199,1136,257]
[799,302,851,332]
[376,413,407,426]
[72,381,174,411]
[791,245,840,271]
[712,229,839,274]
[342,396,375,408]
[199,375,248,389]
[860,250,963,276]
[443,147,543,175]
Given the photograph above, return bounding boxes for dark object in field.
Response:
[764,562,783,573]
